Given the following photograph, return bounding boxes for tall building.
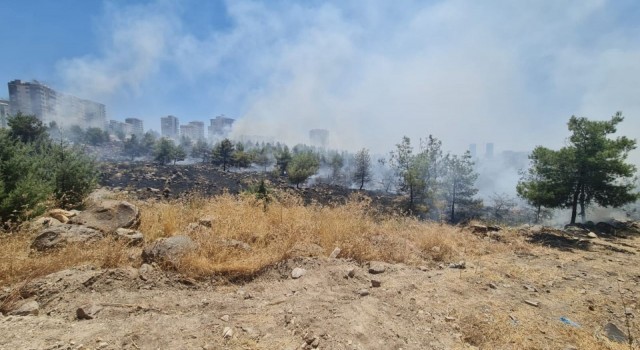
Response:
[108,120,134,138]
[180,121,205,141]
[468,143,477,158]
[125,118,144,136]
[485,143,494,159]
[7,80,106,128]
[0,99,8,128]
[309,129,329,148]
[208,115,234,140]
[161,115,179,139]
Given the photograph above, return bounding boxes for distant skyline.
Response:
[1,0,639,163]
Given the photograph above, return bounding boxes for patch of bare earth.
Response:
[1,193,639,349]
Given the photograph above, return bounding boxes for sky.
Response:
[1,0,639,164]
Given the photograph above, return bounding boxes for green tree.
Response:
[518,113,638,224]
[123,134,142,160]
[352,148,372,190]
[154,137,176,165]
[212,138,235,171]
[328,152,345,185]
[389,137,428,214]
[287,151,320,188]
[253,146,273,172]
[275,145,292,176]
[141,132,157,156]
[172,145,187,165]
[85,127,108,145]
[7,113,48,143]
[442,152,480,223]
[191,139,210,163]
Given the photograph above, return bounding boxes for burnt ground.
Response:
[98,162,402,212]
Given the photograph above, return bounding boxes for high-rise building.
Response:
[485,143,494,159]
[0,99,9,128]
[8,80,106,128]
[208,115,234,140]
[161,115,179,139]
[108,120,134,139]
[125,118,144,136]
[309,129,329,148]
[180,121,205,141]
[468,143,477,158]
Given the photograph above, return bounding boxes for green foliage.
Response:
[517,113,638,224]
[287,151,320,188]
[191,139,211,163]
[389,137,428,213]
[275,146,292,176]
[7,113,48,143]
[352,148,372,190]
[123,134,142,160]
[154,137,177,165]
[0,123,97,223]
[85,127,110,145]
[212,139,235,171]
[141,132,158,156]
[442,152,481,222]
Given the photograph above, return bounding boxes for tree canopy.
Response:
[517,113,638,224]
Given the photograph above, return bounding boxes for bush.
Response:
[0,120,98,224]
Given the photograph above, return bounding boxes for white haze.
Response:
[56,0,640,167]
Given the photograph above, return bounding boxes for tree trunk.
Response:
[578,184,586,223]
[450,181,456,223]
[570,185,580,224]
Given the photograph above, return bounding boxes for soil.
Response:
[1,230,639,350]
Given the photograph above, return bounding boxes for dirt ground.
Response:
[1,229,639,350]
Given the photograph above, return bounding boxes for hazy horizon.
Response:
[1,0,639,164]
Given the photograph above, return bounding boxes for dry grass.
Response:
[0,192,523,287]
[136,192,504,278]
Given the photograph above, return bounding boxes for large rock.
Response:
[31,224,104,251]
[70,200,140,234]
[141,235,197,265]
[115,228,144,246]
[9,300,40,316]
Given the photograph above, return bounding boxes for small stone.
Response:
[445,316,456,322]
[587,232,598,239]
[345,268,356,278]
[419,266,428,272]
[76,304,103,320]
[198,217,214,228]
[523,285,538,292]
[291,268,307,279]
[9,300,39,316]
[449,261,466,269]
[524,300,540,307]
[311,338,320,348]
[97,342,109,349]
[220,314,230,322]
[358,289,370,296]
[371,279,381,288]
[488,283,498,289]
[223,326,234,339]
[603,323,627,343]
[368,262,386,274]
[329,247,341,259]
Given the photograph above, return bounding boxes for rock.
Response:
[9,300,39,316]
[586,232,598,239]
[31,225,104,251]
[368,262,386,274]
[329,247,341,259]
[603,323,627,343]
[419,266,428,272]
[222,326,234,339]
[220,314,230,322]
[241,326,260,340]
[488,283,498,289]
[48,209,74,223]
[358,289,370,297]
[198,217,214,228]
[115,228,144,246]
[449,261,466,269]
[444,316,456,322]
[487,225,502,232]
[311,337,320,348]
[371,279,381,288]
[76,304,103,320]
[141,235,197,265]
[291,268,307,279]
[30,216,63,230]
[524,300,540,307]
[345,268,356,279]
[523,284,538,292]
[69,200,140,234]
